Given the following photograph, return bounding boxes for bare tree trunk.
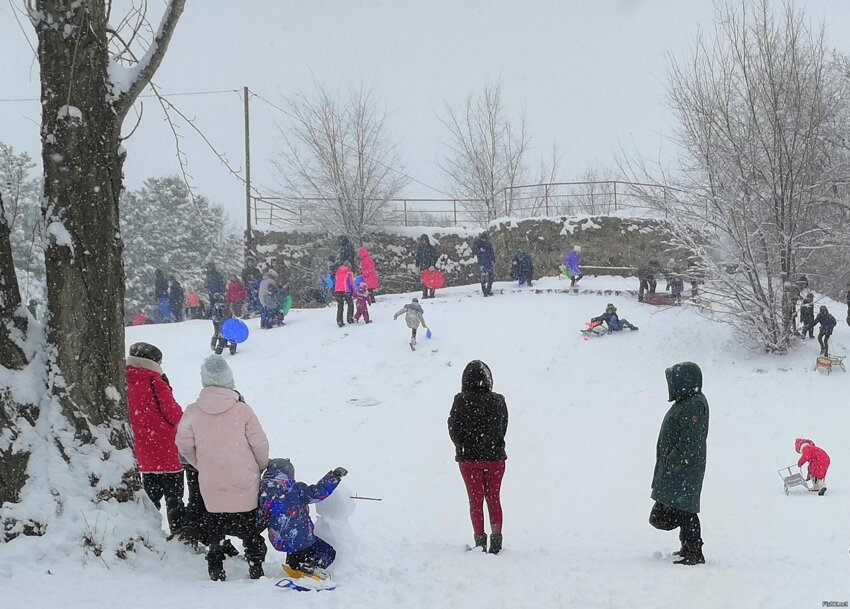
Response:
[37,1,130,449]
[1,0,184,541]
[0,193,27,371]
[0,192,32,507]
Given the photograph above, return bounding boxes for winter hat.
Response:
[412,297,419,303]
[574,245,581,253]
[795,438,812,454]
[664,361,702,402]
[201,355,235,389]
[129,342,162,364]
[267,458,295,478]
[462,360,493,392]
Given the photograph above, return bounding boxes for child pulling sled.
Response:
[394,297,428,351]
[795,438,830,495]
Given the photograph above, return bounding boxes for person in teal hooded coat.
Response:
[649,361,709,565]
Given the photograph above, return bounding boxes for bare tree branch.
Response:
[113,0,185,120]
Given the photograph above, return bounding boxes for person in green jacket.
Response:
[649,361,709,565]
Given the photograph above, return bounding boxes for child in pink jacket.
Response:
[353,283,372,324]
[177,355,270,581]
[795,438,831,495]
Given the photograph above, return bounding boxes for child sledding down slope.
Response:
[258,458,348,578]
[590,303,639,333]
[394,297,428,350]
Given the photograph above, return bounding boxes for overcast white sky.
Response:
[3,0,850,230]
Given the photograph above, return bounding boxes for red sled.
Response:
[421,269,445,290]
[643,293,677,306]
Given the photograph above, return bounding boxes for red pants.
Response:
[459,461,505,535]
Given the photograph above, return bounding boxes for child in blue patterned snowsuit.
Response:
[258,459,347,575]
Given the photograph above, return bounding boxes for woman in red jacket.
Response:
[126,342,186,532]
[796,438,831,495]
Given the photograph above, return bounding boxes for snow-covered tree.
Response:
[632,0,850,353]
[273,84,408,239]
[121,177,242,319]
[1,0,185,551]
[0,143,45,304]
[440,82,530,223]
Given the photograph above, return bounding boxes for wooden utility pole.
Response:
[244,86,252,255]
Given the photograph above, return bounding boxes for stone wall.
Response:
[251,216,687,304]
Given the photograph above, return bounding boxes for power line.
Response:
[0,88,241,103]
[1,84,454,199]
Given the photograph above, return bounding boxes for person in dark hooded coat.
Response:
[154,269,172,322]
[448,360,508,555]
[806,305,837,357]
[510,249,534,287]
[338,236,357,273]
[169,276,185,322]
[649,361,709,565]
[472,233,496,296]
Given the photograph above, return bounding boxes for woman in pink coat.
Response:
[176,355,270,581]
[358,247,379,301]
[795,438,831,495]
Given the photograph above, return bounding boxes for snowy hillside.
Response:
[6,278,850,608]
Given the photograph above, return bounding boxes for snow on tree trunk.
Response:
[1,0,185,550]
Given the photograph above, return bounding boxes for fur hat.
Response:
[201,355,234,389]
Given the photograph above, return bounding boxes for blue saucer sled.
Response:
[221,318,250,344]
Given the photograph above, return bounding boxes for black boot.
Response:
[473,533,487,552]
[488,534,503,555]
[222,539,239,557]
[673,541,704,565]
[248,560,264,579]
[208,561,226,581]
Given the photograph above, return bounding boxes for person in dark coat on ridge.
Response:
[806,305,837,357]
[154,269,172,322]
[510,249,534,287]
[205,263,226,301]
[649,361,709,566]
[448,360,508,555]
[242,256,263,316]
[415,234,440,299]
[338,236,357,273]
[169,276,185,322]
[472,233,496,297]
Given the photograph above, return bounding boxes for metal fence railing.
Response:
[252,180,673,230]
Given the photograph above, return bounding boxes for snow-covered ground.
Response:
[5,277,850,608]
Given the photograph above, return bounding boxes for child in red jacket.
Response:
[795,438,830,495]
[126,342,187,531]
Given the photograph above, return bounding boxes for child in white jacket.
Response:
[394,298,428,351]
